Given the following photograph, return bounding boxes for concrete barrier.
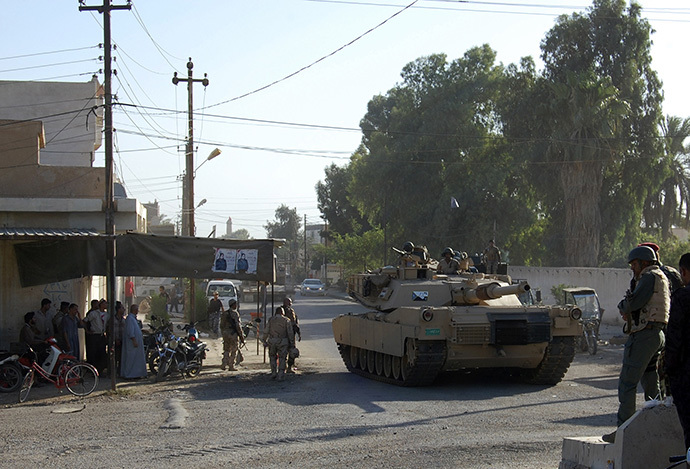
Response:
[560,401,685,469]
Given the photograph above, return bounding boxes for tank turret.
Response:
[334,258,581,387]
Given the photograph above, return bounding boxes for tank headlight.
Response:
[570,307,582,321]
[421,309,433,322]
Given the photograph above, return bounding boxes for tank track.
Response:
[519,336,576,385]
[337,340,446,387]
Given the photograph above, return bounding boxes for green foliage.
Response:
[193,287,209,326]
[326,229,385,279]
[148,295,169,321]
[550,283,576,305]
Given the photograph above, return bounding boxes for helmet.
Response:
[228,298,237,307]
[442,247,454,257]
[627,245,656,263]
[402,241,414,253]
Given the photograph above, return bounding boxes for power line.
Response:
[0,45,100,61]
[201,0,420,109]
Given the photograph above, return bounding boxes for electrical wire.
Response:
[201,0,420,109]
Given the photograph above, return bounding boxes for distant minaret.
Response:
[226,216,233,236]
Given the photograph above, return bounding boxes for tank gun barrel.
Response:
[453,280,530,304]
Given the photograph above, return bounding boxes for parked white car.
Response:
[206,280,240,307]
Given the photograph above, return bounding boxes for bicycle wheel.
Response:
[19,369,34,403]
[0,362,22,393]
[64,363,99,396]
[585,330,598,355]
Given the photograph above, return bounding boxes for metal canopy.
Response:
[10,231,285,287]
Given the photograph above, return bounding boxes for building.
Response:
[0,78,103,167]
[0,79,146,349]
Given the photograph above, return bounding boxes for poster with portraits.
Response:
[212,248,257,274]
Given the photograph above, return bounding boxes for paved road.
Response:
[0,295,628,468]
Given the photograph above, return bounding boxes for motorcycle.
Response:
[144,315,174,375]
[0,352,22,393]
[155,327,207,382]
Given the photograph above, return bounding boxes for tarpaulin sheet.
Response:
[13,232,284,287]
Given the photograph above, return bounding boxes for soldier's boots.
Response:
[277,371,285,381]
[286,366,295,374]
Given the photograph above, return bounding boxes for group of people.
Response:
[434,240,502,275]
[19,298,147,380]
[603,242,690,449]
[212,295,301,381]
[262,297,301,381]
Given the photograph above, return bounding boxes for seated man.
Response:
[437,247,460,274]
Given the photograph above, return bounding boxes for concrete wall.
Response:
[509,265,631,326]
[0,241,92,350]
[0,79,103,167]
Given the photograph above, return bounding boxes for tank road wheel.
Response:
[367,350,376,374]
[350,346,359,369]
[383,354,392,378]
[400,338,417,382]
[391,356,401,380]
[375,352,384,376]
[358,348,368,372]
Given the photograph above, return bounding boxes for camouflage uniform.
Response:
[262,311,295,380]
[483,243,501,274]
[220,305,243,371]
[283,305,300,373]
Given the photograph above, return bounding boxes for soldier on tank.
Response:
[483,240,501,274]
[437,247,460,275]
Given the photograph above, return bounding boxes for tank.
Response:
[332,254,582,386]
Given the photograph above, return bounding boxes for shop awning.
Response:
[10,231,284,286]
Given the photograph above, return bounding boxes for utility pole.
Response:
[173,58,208,322]
[304,214,308,277]
[79,0,131,391]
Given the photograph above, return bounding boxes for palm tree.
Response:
[643,116,690,240]
[546,71,628,266]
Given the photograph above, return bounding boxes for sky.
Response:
[2,1,689,239]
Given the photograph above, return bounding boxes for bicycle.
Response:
[17,346,99,403]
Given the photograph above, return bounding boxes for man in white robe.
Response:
[120,304,147,379]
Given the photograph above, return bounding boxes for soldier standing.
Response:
[665,253,690,449]
[603,245,670,443]
[262,306,295,381]
[483,240,501,274]
[220,299,244,371]
[282,297,301,373]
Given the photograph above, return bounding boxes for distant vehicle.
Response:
[206,280,240,307]
[300,279,326,296]
[563,287,603,355]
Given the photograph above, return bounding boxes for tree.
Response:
[265,205,302,279]
[539,0,663,265]
[316,152,371,238]
[545,71,628,266]
[222,228,251,240]
[352,47,535,258]
[642,116,690,240]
